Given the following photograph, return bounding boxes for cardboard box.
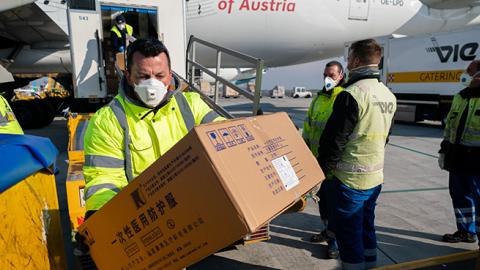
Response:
[79,112,324,270]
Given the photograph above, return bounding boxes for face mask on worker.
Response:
[324,77,337,91]
[133,78,168,108]
[460,71,480,87]
[117,23,126,30]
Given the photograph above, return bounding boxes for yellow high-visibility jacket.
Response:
[83,83,223,211]
[0,95,23,134]
[303,86,344,157]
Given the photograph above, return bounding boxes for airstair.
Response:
[185,35,265,119]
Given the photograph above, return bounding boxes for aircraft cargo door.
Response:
[67,0,107,99]
[349,0,370,21]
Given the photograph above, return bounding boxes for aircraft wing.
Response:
[0,0,37,13]
[420,0,480,9]
[0,1,68,47]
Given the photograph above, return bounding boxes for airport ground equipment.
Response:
[292,86,312,98]
[345,26,480,124]
[9,76,69,129]
[0,134,66,270]
[270,85,285,98]
[66,113,91,231]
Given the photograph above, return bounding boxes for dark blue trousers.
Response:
[448,171,480,236]
[332,178,381,270]
[317,178,337,248]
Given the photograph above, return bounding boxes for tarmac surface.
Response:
[25,95,479,270]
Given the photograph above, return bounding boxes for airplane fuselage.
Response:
[186,0,480,66]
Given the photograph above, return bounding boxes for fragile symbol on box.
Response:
[271,155,299,191]
[238,124,254,141]
[228,126,246,144]
[218,128,237,147]
[206,130,226,151]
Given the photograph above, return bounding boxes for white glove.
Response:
[438,153,445,170]
[127,35,136,43]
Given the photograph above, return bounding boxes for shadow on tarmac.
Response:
[269,212,471,265]
[375,226,470,262]
[189,255,281,270]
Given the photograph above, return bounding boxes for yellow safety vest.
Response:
[333,79,396,190]
[111,24,133,38]
[444,94,480,147]
[303,86,343,157]
[83,89,223,211]
[0,95,23,135]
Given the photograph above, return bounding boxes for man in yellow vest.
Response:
[440,60,480,244]
[303,61,344,259]
[83,38,223,219]
[318,39,396,270]
[111,14,134,53]
[0,95,23,134]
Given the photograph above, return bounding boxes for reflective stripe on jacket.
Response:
[0,95,23,135]
[444,94,480,147]
[334,79,396,190]
[303,86,343,157]
[83,83,222,211]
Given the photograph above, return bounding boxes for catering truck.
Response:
[345,26,479,123]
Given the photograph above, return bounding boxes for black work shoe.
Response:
[310,230,329,243]
[327,245,339,259]
[442,231,477,243]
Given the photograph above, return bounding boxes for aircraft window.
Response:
[70,0,96,10]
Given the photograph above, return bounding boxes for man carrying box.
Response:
[83,38,223,218]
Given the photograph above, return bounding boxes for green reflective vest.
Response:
[0,95,23,135]
[444,94,480,147]
[110,24,133,38]
[333,79,396,190]
[83,89,222,211]
[303,86,344,157]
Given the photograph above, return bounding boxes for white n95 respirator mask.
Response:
[134,78,168,108]
[324,77,337,91]
[460,71,480,87]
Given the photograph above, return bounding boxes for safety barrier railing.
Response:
[186,35,264,118]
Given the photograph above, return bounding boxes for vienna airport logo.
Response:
[426,42,478,63]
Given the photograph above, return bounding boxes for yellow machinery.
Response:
[10,76,70,129]
[66,113,92,231]
[0,171,67,269]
